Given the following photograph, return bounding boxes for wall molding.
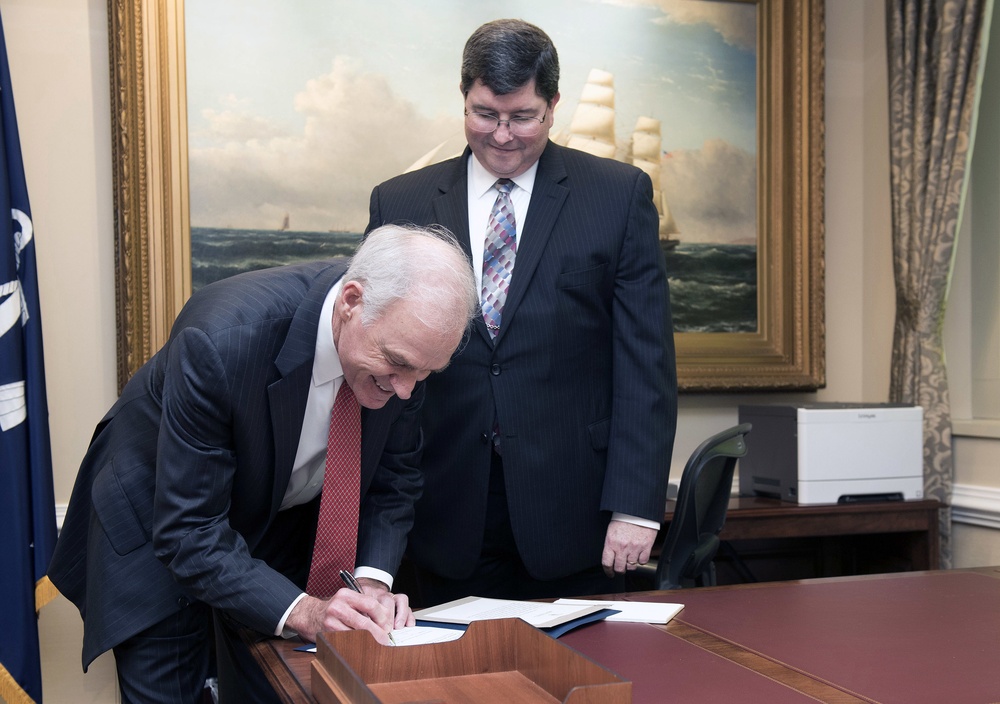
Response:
[952,483,1000,530]
[952,419,1000,439]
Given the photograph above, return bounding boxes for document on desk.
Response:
[293,625,464,652]
[413,596,617,637]
[293,599,622,651]
[388,625,466,646]
[553,598,684,624]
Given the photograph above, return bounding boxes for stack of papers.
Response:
[413,596,619,638]
[297,595,685,649]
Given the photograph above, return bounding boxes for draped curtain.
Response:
[886,0,992,567]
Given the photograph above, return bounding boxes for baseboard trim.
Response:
[952,484,1000,530]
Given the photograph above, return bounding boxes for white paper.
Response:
[388,625,465,646]
[553,598,683,624]
[413,596,604,629]
[297,625,463,652]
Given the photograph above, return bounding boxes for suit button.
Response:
[177,596,191,608]
[480,432,490,444]
[491,364,501,376]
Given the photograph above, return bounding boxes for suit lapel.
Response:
[358,401,397,493]
[431,150,473,257]
[497,143,569,345]
[267,262,348,517]
[431,149,494,344]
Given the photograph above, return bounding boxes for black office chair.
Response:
[642,423,752,590]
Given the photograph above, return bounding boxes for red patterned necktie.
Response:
[306,382,362,598]
[482,178,517,338]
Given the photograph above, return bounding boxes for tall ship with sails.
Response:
[559,68,618,159]
[627,116,680,250]
[554,69,680,249]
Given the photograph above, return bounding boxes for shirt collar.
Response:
[314,279,345,386]
[469,153,539,199]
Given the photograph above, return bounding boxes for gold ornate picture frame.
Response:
[108,0,825,392]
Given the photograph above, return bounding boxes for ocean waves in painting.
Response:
[191,228,757,333]
[191,227,361,291]
[666,243,757,333]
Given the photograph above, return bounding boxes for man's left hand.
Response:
[601,521,657,577]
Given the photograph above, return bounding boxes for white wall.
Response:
[0,1,996,702]
[0,0,119,498]
[0,0,119,702]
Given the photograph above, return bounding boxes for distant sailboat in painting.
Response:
[279,213,290,231]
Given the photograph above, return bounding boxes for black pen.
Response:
[338,569,396,645]
[338,569,364,593]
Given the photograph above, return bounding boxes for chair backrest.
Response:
[654,423,752,590]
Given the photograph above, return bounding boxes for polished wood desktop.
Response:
[246,566,1000,704]
[665,497,942,582]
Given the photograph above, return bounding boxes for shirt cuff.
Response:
[354,566,394,590]
[276,592,309,638]
[611,512,661,530]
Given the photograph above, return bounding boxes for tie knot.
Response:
[332,382,359,422]
[494,178,513,194]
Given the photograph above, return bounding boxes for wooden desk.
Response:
[663,497,942,582]
[247,566,1000,704]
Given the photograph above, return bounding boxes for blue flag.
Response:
[0,10,58,704]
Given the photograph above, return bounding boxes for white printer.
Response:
[737,403,924,504]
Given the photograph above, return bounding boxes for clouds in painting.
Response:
[186,0,757,242]
[189,58,460,231]
[663,139,756,244]
[645,0,756,51]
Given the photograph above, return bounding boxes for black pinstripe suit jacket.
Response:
[47,259,424,668]
[367,142,677,581]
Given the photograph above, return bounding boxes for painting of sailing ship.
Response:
[398,67,756,333]
[557,69,756,333]
[185,0,757,333]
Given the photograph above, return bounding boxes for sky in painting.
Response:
[185,0,757,243]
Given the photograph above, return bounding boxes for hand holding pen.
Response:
[284,572,402,645]
[339,570,398,645]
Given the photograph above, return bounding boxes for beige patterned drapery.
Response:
[886,0,992,567]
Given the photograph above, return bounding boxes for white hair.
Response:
[344,223,478,335]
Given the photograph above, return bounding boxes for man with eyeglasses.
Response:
[366,18,677,606]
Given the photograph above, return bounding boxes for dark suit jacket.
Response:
[367,142,676,581]
[48,259,424,668]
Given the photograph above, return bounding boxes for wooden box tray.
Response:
[311,618,631,703]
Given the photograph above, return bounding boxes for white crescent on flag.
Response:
[0,207,32,431]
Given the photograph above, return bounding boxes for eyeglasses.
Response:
[464,109,548,137]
